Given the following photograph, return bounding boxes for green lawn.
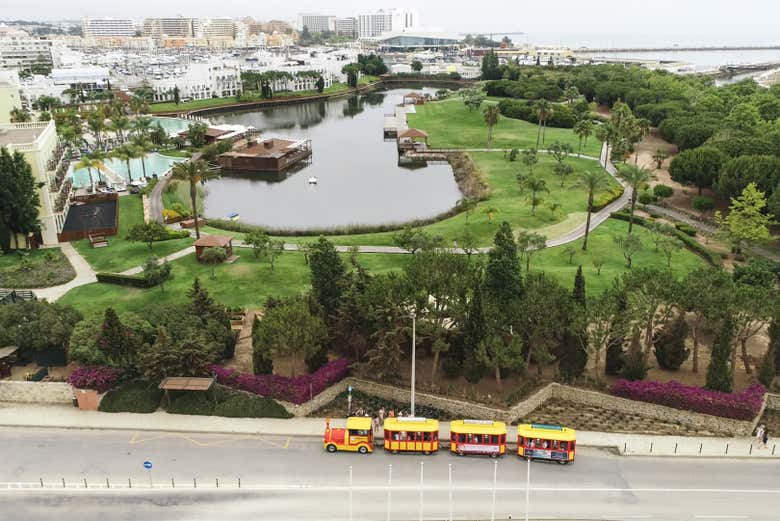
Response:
[359,75,381,86]
[203,153,616,248]
[534,218,706,295]
[149,83,353,113]
[407,98,602,157]
[0,248,76,288]
[157,148,192,158]
[59,251,409,317]
[72,195,193,273]
[162,180,204,216]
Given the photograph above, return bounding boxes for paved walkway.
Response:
[119,246,196,276]
[0,403,775,459]
[30,243,96,301]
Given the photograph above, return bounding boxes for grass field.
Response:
[203,153,616,248]
[149,83,353,113]
[72,195,193,273]
[162,180,204,216]
[59,251,410,317]
[407,98,602,157]
[0,248,75,288]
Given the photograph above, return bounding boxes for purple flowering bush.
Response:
[67,366,123,394]
[210,359,350,405]
[611,379,765,421]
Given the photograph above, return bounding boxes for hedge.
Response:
[68,366,122,393]
[213,393,292,418]
[211,359,350,405]
[98,381,163,413]
[96,272,157,288]
[592,185,625,211]
[167,392,214,416]
[609,212,720,265]
[497,99,576,128]
[612,380,765,421]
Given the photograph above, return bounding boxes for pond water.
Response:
[204,88,462,230]
[151,116,191,136]
[69,153,183,187]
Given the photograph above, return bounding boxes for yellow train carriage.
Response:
[449,419,507,457]
[383,417,440,454]
[517,424,576,464]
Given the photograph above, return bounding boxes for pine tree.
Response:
[770,315,780,376]
[187,277,216,318]
[98,308,132,368]
[706,318,734,393]
[621,327,648,381]
[484,222,523,306]
[558,325,588,382]
[572,266,586,306]
[757,348,776,388]
[461,286,488,381]
[653,313,690,370]
[309,236,347,316]
[251,316,274,375]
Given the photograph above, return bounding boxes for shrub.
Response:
[591,185,625,211]
[167,392,215,415]
[653,184,674,199]
[211,358,350,405]
[213,393,292,418]
[692,196,714,212]
[653,314,690,370]
[757,352,776,388]
[638,190,657,205]
[612,380,765,421]
[67,366,122,393]
[675,223,697,237]
[605,338,625,376]
[441,356,461,379]
[95,272,157,288]
[98,381,163,413]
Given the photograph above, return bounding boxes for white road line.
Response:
[694,516,748,519]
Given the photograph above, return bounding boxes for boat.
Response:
[308,177,318,184]
[227,212,240,222]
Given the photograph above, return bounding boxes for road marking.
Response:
[128,432,256,447]
[283,437,291,449]
[695,516,748,519]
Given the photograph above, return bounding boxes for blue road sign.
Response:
[143,461,152,470]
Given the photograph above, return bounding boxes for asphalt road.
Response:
[0,428,778,521]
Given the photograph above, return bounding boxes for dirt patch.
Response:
[519,399,718,435]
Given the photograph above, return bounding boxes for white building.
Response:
[0,70,21,123]
[335,18,358,39]
[143,17,199,39]
[0,35,53,72]
[150,62,241,102]
[296,14,336,33]
[358,9,418,39]
[202,18,236,39]
[81,18,135,38]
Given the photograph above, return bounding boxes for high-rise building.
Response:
[390,8,419,32]
[203,18,236,39]
[0,70,21,124]
[142,17,199,39]
[0,35,53,72]
[81,17,135,38]
[335,17,358,39]
[296,14,336,34]
[358,10,392,39]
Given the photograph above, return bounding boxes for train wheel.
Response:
[392,450,399,455]
[326,444,337,453]
[423,451,430,455]
[358,446,368,454]
[490,452,498,459]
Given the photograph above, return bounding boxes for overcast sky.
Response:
[4,0,779,44]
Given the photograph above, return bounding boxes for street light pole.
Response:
[410,310,416,417]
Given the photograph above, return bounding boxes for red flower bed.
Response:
[611,379,765,421]
[67,366,123,394]
[210,359,350,405]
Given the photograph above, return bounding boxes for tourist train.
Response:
[323,417,576,464]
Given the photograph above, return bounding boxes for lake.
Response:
[204,88,463,230]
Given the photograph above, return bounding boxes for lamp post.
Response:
[410,309,416,417]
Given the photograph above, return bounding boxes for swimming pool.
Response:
[68,152,184,187]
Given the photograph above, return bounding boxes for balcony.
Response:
[48,145,71,194]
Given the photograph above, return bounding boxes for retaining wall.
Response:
[0,381,73,404]
[766,393,780,411]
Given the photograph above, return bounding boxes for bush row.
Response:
[611,379,765,421]
[95,272,157,288]
[591,185,625,211]
[497,99,576,128]
[99,380,163,413]
[166,389,292,418]
[211,359,351,405]
[609,212,720,265]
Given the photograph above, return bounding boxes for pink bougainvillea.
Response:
[210,359,350,405]
[67,366,123,394]
[611,379,765,421]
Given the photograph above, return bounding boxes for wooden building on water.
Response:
[218,137,312,172]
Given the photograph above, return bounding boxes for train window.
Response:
[423,432,432,442]
[491,435,499,444]
[473,434,482,444]
[560,441,568,450]
[459,433,466,443]
[451,432,456,442]
[518,436,524,446]
[399,431,407,441]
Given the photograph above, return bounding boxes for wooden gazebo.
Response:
[397,128,430,152]
[159,376,216,406]
[193,234,234,262]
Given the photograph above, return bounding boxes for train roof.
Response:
[450,419,507,435]
[346,417,373,430]
[383,417,439,431]
[516,423,576,441]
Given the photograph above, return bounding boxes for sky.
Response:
[4,0,780,46]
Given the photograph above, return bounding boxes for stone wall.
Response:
[280,380,351,417]
[766,393,780,411]
[0,381,73,404]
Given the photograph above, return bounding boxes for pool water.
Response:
[68,153,183,187]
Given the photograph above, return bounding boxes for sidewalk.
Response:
[31,243,97,301]
[0,403,776,459]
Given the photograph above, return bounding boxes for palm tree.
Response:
[616,164,654,235]
[564,85,579,105]
[482,205,499,223]
[111,144,139,182]
[110,116,131,144]
[170,159,220,239]
[523,177,550,215]
[579,171,611,251]
[131,117,154,139]
[483,104,500,148]
[74,155,104,190]
[86,111,106,150]
[87,150,108,184]
[131,136,152,179]
[130,96,149,116]
[534,99,553,147]
[573,119,594,158]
